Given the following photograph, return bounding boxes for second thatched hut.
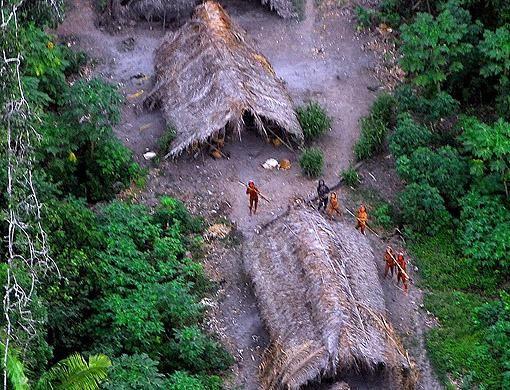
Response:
[144,1,303,158]
[244,206,415,389]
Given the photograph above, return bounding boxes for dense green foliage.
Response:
[397,183,450,235]
[400,8,473,94]
[299,147,324,177]
[389,113,432,158]
[0,12,231,390]
[396,146,469,206]
[457,193,510,272]
[355,0,510,387]
[40,198,230,387]
[340,165,360,187]
[1,345,111,390]
[354,94,396,160]
[411,233,506,388]
[297,101,332,141]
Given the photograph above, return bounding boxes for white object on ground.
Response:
[262,158,280,170]
[143,151,157,160]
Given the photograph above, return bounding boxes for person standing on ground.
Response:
[397,252,408,293]
[327,192,342,220]
[355,204,368,235]
[317,180,330,211]
[246,180,259,216]
[384,246,395,278]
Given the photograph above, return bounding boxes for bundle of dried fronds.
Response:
[245,206,415,389]
[144,1,303,158]
[205,223,231,240]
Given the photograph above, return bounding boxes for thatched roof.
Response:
[144,1,303,157]
[106,0,197,25]
[244,207,415,389]
[260,0,303,19]
[128,0,198,22]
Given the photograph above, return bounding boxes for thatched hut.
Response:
[144,1,303,157]
[244,207,415,389]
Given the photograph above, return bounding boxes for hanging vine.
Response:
[1,0,61,387]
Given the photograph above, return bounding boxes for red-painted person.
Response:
[355,204,368,235]
[246,180,259,216]
[397,252,408,292]
[384,246,395,279]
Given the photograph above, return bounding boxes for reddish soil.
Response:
[55,0,441,388]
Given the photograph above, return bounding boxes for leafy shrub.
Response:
[400,8,473,94]
[41,198,231,382]
[459,116,510,197]
[159,127,177,153]
[389,113,433,158]
[18,0,64,27]
[372,203,394,230]
[297,102,331,141]
[38,79,141,201]
[170,326,233,373]
[61,78,122,131]
[340,165,360,187]
[475,291,510,389]
[168,371,205,390]
[394,85,459,123]
[19,24,68,102]
[371,93,397,128]
[479,27,510,118]
[378,0,401,27]
[396,146,469,206]
[457,192,510,276]
[397,182,450,234]
[154,196,204,234]
[353,93,398,160]
[104,354,169,389]
[356,6,374,29]
[425,291,500,388]
[409,231,481,291]
[167,371,222,390]
[354,114,387,160]
[61,46,88,76]
[299,148,324,177]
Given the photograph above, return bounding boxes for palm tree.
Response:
[35,353,111,390]
[1,343,111,390]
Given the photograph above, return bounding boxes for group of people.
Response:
[384,246,408,292]
[317,180,342,219]
[317,180,368,234]
[244,179,409,292]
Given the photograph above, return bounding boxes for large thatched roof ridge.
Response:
[144,1,303,157]
[244,207,414,389]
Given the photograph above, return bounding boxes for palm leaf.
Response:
[36,353,111,390]
[0,342,30,390]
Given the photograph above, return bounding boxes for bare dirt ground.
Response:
[55,0,442,388]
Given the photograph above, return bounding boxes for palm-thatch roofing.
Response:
[244,207,415,390]
[106,0,198,25]
[260,0,303,19]
[129,0,199,22]
[144,1,303,157]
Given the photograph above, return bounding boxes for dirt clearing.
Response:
[55,0,441,388]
